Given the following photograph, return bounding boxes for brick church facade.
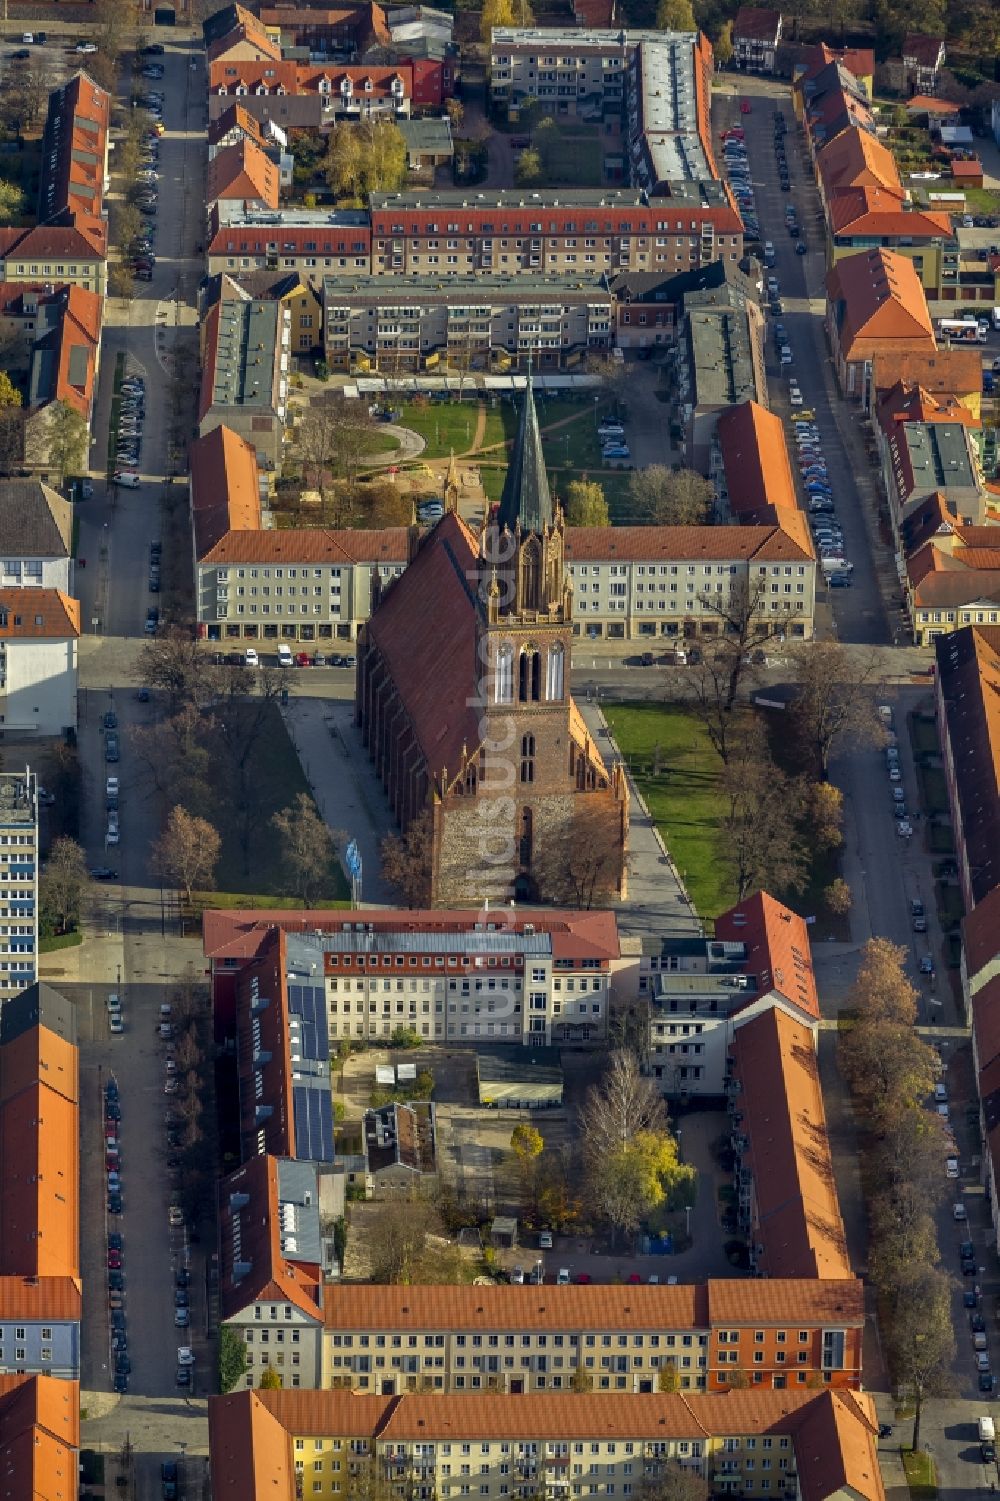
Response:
[355,382,628,907]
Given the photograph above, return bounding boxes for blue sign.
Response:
[345,840,362,880]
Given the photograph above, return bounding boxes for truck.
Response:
[979,1415,995,1461]
[937,317,987,343]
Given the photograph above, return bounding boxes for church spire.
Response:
[496,369,553,536]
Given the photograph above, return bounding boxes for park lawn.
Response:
[960,186,1000,213]
[207,700,350,903]
[397,400,492,458]
[603,702,738,920]
[360,430,400,457]
[192,891,352,915]
[39,930,83,955]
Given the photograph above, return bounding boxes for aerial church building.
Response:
[355,379,628,907]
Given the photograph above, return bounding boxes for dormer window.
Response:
[341,77,352,95]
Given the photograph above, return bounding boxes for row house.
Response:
[189,425,407,643]
[24,284,102,480]
[647,891,819,1099]
[209,1386,884,1501]
[204,907,624,1053]
[627,34,717,196]
[0,590,80,736]
[321,272,612,374]
[825,247,937,402]
[715,400,799,525]
[209,59,414,118]
[874,380,984,559]
[903,513,1000,648]
[678,290,767,472]
[0,225,105,299]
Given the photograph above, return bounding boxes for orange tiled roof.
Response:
[209,1390,294,1501]
[826,248,936,361]
[0,589,80,639]
[0,1276,82,1322]
[827,187,953,240]
[0,1375,80,1501]
[218,1155,323,1323]
[206,139,280,208]
[872,347,982,401]
[817,127,901,196]
[189,424,263,558]
[906,93,960,113]
[715,890,819,1020]
[731,1008,851,1280]
[208,102,269,148]
[716,401,798,522]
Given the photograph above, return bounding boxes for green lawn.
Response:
[603,703,737,920]
[361,430,400,457]
[917,764,949,816]
[901,1449,937,1501]
[960,186,1000,213]
[535,123,604,186]
[398,400,503,458]
[927,822,955,855]
[39,930,83,955]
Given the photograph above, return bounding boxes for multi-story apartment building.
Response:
[207,204,373,288]
[680,292,767,472]
[199,297,291,471]
[489,26,639,117]
[563,521,816,641]
[0,982,80,1378]
[0,774,38,1002]
[210,1386,884,1501]
[204,907,625,1053]
[627,34,717,196]
[647,892,819,1098]
[322,273,612,373]
[934,625,1000,913]
[275,1279,863,1393]
[189,425,409,644]
[367,187,743,281]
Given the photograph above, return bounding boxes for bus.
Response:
[937,318,987,343]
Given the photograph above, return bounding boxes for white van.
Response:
[277,644,293,668]
[114,471,140,488]
[980,1417,995,1444]
[821,557,853,575]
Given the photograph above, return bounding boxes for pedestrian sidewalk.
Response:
[575,698,702,941]
[280,695,397,905]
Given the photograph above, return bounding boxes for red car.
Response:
[740,97,751,114]
[627,1272,642,1284]
[576,1272,592,1284]
[293,652,311,667]
[107,1249,122,1270]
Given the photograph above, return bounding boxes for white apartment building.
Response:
[564,526,817,640]
[489,27,659,117]
[0,771,38,1003]
[0,591,80,735]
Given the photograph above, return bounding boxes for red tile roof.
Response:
[827,188,952,240]
[0,590,80,639]
[218,1155,323,1322]
[208,102,269,149]
[206,139,280,208]
[733,6,782,40]
[715,890,820,1020]
[715,401,799,523]
[731,1008,851,1280]
[201,527,411,566]
[963,885,1000,985]
[564,524,814,563]
[209,58,411,99]
[190,424,263,557]
[905,94,960,114]
[364,509,483,786]
[209,1390,294,1500]
[872,347,982,403]
[902,33,944,66]
[826,248,936,362]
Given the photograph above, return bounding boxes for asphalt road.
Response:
[716,77,894,649]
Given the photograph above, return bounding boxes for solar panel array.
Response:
[293,1084,335,1163]
[288,983,329,1061]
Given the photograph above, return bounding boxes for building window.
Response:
[546,642,564,701]
[495,643,514,704]
[520,734,535,784]
[519,648,541,703]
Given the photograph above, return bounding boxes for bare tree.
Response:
[534,803,624,907]
[789,641,887,776]
[579,1050,667,1166]
[138,628,216,711]
[213,671,284,876]
[380,809,433,907]
[627,466,713,526]
[295,394,377,501]
[641,1462,710,1501]
[272,792,337,906]
[718,727,809,900]
[152,806,222,905]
